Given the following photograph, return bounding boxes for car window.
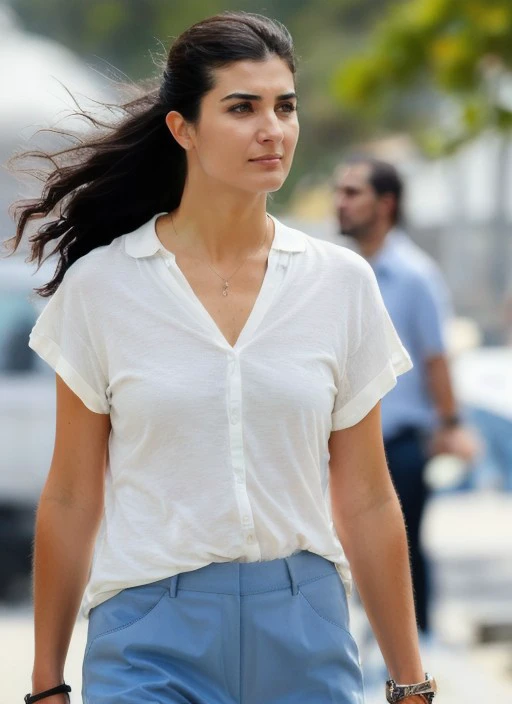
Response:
[0,292,49,374]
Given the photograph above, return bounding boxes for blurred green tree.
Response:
[332,0,512,156]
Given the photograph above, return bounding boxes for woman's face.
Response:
[184,56,299,195]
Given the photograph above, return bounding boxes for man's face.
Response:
[333,163,380,239]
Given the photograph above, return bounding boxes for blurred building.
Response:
[0,5,113,253]
[0,6,114,598]
[398,133,512,345]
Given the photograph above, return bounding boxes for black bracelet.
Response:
[24,683,71,703]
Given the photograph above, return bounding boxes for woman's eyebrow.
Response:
[220,91,297,102]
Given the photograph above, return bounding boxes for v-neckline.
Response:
[155,217,284,352]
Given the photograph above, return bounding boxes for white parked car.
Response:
[0,8,114,599]
[0,254,57,598]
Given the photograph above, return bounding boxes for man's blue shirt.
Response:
[368,230,452,440]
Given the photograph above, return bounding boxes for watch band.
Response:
[385,672,437,703]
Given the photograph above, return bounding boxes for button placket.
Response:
[226,352,259,558]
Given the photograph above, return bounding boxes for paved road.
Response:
[355,491,512,703]
[3,492,512,703]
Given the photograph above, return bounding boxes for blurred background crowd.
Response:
[1,1,511,702]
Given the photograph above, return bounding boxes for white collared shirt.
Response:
[28,213,412,615]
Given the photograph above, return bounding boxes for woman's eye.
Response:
[278,102,297,113]
[229,102,297,115]
[229,103,252,114]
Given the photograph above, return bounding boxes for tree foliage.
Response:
[332,0,512,155]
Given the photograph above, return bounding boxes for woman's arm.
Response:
[328,401,428,702]
[30,375,111,703]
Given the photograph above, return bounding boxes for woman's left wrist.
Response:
[385,672,437,703]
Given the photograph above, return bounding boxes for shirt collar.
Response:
[124,212,306,259]
[368,227,406,275]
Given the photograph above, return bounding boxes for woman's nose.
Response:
[257,111,284,143]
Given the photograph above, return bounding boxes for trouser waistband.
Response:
[155,551,338,598]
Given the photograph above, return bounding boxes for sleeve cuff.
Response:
[28,332,110,415]
[331,351,412,431]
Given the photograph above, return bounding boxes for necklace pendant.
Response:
[222,281,229,297]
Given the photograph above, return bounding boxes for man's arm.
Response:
[410,268,478,460]
[426,354,479,460]
[425,354,458,422]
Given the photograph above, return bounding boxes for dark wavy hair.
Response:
[6,11,296,297]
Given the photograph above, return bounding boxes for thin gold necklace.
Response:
[170,213,271,297]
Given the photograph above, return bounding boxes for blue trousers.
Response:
[384,427,430,633]
[82,550,364,703]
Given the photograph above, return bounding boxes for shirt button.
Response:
[242,515,251,525]
[231,410,240,424]
[246,534,254,543]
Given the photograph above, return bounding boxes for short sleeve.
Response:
[412,268,451,360]
[28,266,110,414]
[331,262,412,431]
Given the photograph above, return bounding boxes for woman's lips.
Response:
[249,155,283,164]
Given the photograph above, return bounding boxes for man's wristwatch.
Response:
[440,414,461,429]
[385,672,437,702]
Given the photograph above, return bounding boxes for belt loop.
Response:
[284,556,299,596]
[169,573,179,598]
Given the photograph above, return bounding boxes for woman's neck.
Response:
[158,184,270,264]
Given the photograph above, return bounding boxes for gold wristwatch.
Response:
[385,672,437,702]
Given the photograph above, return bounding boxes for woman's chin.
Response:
[219,172,287,196]
[249,173,287,193]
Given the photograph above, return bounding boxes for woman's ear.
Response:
[165,111,193,150]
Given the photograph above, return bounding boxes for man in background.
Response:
[333,157,477,636]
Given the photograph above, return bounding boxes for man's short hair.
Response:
[345,156,404,225]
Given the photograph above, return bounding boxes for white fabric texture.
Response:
[28,213,412,615]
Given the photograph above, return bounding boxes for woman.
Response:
[10,11,436,704]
